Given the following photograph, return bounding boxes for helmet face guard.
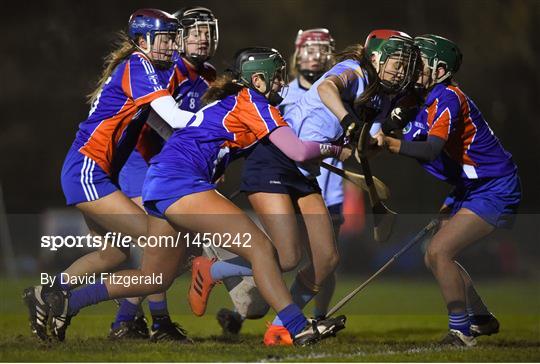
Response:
[414,34,462,86]
[175,7,218,65]
[233,47,288,103]
[376,36,420,94]
[128,9,179,68]
[294,28,335,83]
[364,29,411,73]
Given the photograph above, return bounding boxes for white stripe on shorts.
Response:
[80,157,92,201]
[88,159,99,200]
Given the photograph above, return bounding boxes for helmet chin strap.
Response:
[299,69,323,84]
[430,59,452,85]
[131,33,153,55]
[184,52,208,67]
[267,91,283,106]
[138,33,175,70]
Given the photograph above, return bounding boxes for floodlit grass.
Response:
[1,277,538,362]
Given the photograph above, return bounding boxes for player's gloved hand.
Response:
[381,106,418,135]
[340,114,362,147]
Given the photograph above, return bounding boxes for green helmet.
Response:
[414,34,462,83]
[368,35,419,93]
[364,29,411,66]
[232,47,287,92]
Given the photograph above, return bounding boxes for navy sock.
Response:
[67,283,109,315]
[277,303,307,338]
[273,275,317,326]
[149,300,170,329]
[449,312,471,336]
[112,299,139,329]
[210,257,253,281]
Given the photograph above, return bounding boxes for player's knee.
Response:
[244,236,275,265]
[277,246,302,272]
[319,248,339,274]
[328,250,340,271]
[425,245,450,270]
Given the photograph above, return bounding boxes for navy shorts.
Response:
[444,171,521,228]
[240,138,321,197]
[61,145,118,205]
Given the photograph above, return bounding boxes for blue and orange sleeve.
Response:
[428,92,460,141]
[238,90,288,139]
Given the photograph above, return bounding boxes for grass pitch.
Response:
[1,277,539,362]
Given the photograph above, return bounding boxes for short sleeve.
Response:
[123,54,169,106]
[325,60,366,102]
[427,92,461,141]
[239,89,289,140]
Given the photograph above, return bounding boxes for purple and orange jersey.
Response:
[174,56,216,112]
[402,83,516,183]
[151,88,288,186]
[73,52,184,176]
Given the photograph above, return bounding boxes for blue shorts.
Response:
[142,163,215,219]
[119,149,148,198]
[444,171,521,228]
[61,145,118,205]
[240,139,321,197]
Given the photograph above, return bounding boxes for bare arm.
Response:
[317,76,349,121]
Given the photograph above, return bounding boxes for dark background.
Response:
[1,0,539,214]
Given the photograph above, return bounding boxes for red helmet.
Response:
[295,28,335,50]
[364,29,410,49]
[293,28,335,83]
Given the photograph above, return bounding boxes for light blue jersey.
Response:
[283,59,388,178]
[280,77,344,206]
[279,78,308,115]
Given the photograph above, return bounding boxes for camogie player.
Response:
[216,28,341,336]
[41,47,350,346]
[382,35,521,346]
[190,34,419,345]
[110,6,219,341]
[23,9,195,342]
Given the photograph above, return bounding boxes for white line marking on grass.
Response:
[261,345,464,362]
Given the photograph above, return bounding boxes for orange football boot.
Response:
[263,322,293,346]
[188,256,217,316]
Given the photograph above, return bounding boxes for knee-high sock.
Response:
[148,299,171,328]
[277,303,307,337]
[67,283,110,315]
[112,299,139,329]
[449,311,471,336]
[273,274,317,326]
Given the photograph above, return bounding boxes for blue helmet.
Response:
[128,9,179,45]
